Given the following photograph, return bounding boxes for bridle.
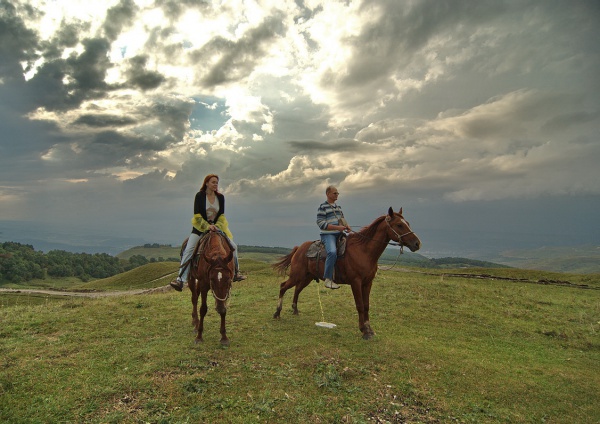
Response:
[202,232,233,302]
[351,217,414,253]
[385,218,415,253]
[207,264,232,302]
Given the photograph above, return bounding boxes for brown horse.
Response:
[273,207,421,339]
[188,231,235,346]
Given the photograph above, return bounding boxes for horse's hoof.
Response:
[194,338,203,344]
[273,311,281,319]
[220,339,230,347]
[362,332,374,340]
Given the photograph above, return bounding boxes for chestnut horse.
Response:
[189,232,235,346]
[273,207,421,339]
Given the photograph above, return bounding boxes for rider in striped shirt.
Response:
[316,185,351,289]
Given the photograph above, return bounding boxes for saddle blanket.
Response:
[306,237,346,259]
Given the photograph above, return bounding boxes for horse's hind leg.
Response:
[291,277,312,315]
[273,279,292,319]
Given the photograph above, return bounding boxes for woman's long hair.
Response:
[200,174,220,193]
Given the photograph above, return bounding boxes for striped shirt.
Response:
[317,201,345,234]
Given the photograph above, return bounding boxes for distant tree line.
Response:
[378,250,509,269]
[0,242,152,284]
[238,245,291,254]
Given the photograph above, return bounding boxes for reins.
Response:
[208,269,231,302]
[384,219,415,253]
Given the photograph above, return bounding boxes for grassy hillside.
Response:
[1,259,599,423]
[116,245,181,261]
[80,261,179,291]
[484,245,600,274]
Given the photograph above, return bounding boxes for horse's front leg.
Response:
[190,278,199,330]
[216,301,229,346]
[349,282,369,339]
[361,282,375,339]
[196,290,208,344]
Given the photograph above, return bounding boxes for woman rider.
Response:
[170,174,246,291]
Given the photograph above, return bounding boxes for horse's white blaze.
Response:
[217,271,222,281]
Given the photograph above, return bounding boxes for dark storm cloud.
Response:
[541,111,600,135]
[77,131,172,168]
[125,55,166,90]
[288,139,363,152]
[156,0,211,21]
[103,0,138,41]
[63,95,195,170]
[73,113,138,128]
[194,14,286,87]
[147,96,195,142]
[67,38,112,91]
[0,110,68,182]
[49,21,83,50]
[93,130,164,153]
[25,37,112,112]
[343,0,504,87]
[3,0,141,114]
[0,0,39,81]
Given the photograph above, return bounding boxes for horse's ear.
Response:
[388,207,394,217]
[225,248,233,264]
[203,247,213,263]
[399,207,403,215]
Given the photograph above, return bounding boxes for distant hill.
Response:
[378,249,510,269]
[117,244,510,270]
[115,244,181,261]
[482,245,600,274]
[116,244,292,262]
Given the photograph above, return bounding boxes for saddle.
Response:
[306,235,347,260]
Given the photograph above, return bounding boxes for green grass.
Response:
[79,261,179,291]
[1,260,599,423]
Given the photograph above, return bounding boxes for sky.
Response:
[1,0,599,258]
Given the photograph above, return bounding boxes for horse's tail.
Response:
[272,246,299,276]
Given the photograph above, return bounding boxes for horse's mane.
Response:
[348,216,386,246]
[205,232,231,261]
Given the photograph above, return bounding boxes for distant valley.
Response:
[117,243,600,274]
[1,217,598,274]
